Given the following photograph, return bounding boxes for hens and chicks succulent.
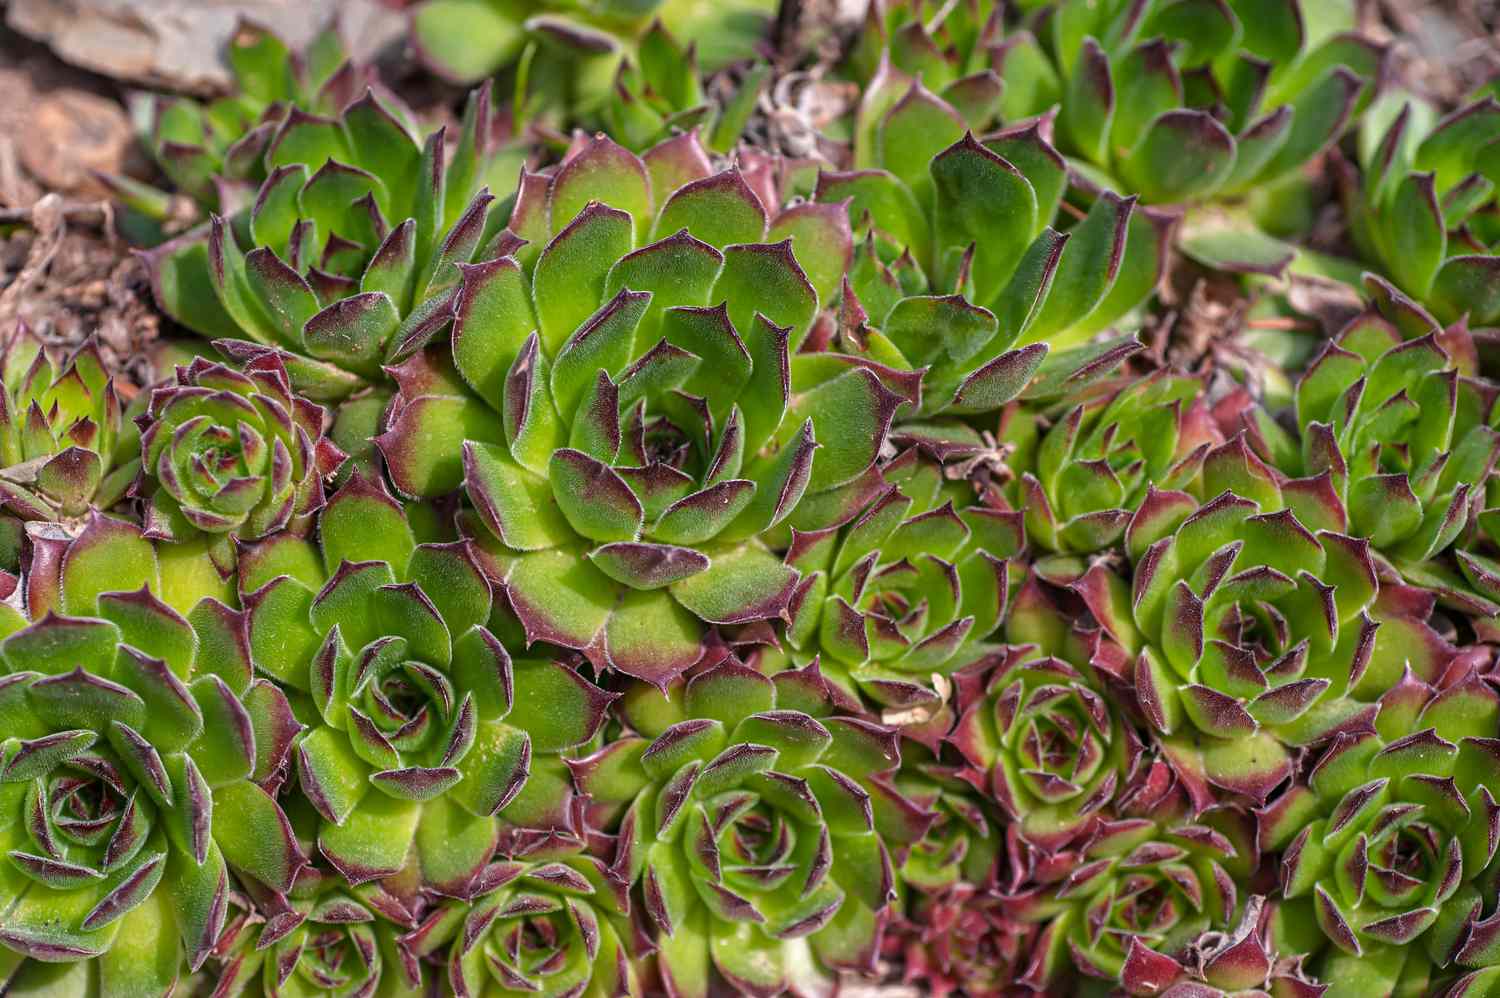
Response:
[5,0,1500,996]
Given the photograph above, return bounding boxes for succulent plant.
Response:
[239,474,615,899]
[208,862,421,997]
[779,444,1018,719]
[999,369,1222,554]
[822,120,1165,411]
[375,133,905,689]
[1231,302,1500,617]
[1118,894,1328,997]
[0,513,303,989]
[108,21,383,243]
[1000,0,1383,210]
[949,638,1141,854]
[1066,436,1422,808]
[398,827,640,997]
[1007,788,1258,988]
[598,23,769,155]
[135,353,347,574]
[882,882,1036,998]
[571,660,931,996]
[144,81,519,406]
[0,328,141,524]
[893,739,1002,895]
[1352,89,1500,327]
[19,1,1500,993]
[843,0,1008,135]
[409,0,775,106]
[1259,665,1500,997]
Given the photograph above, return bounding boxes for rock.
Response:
[17,89,134,195]
[6,0,407,95]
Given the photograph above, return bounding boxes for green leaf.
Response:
[320,473,415,575]
[548,449,643,543]
[532,203,635,354]
[651,171,768,249]
[302,292,401,378]
[670,544,797,625]
[451,255,536,411]
[1119,110,1237,203]
[815,169,930,269]
[1109,40,1184,153]
[1255,66,1363,185]
[549,135,653,239]
[1431,255,1500,326]
[508,658,613,751]
[140,235,241,339]
[342,92,421,215]
[709,63,770,153]
[549,289,649,419]
[930,135,1038,303]
[877,82,966,208]
[211,780,302,892]
[377,393,505,499]
[713,243,818,351]
[1060,38,1115,165]
[1023,192,1132,346]
[464,440,574,551]
[768,203,854,310]
[605,232,723,345]
[412,0,526,84]
[785,368,899,493]
[59,514,158,616]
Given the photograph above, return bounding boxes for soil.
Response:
[0,28,159,388]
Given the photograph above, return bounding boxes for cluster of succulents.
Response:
[409,0,775,154]
[11,1,1500,995]
[104,22,403,246]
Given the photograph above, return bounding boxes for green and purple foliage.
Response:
[408,0,776,147]
[1351,86,1500,328]
[11,2,1500,996]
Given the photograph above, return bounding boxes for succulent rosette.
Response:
[949,637,1141,853]
[893,741,1003,896]
[209,862,419,998]
[571,660,931,996]
[145,80,519,405]
[0,328,141,523]
[1234,304,1500,616]
[822,119,1166,414]
[778,444,1017,717]
[409,0,774,111]
[0,514,304,990]
[1258,666,1500,997]
[108,21,382,243]
[997,0,1382,210]
[844,0,1008,136]
[241,473,615,899]
[598,22,767,155]
[394,827,639,998]
[1352,88,1500,327]
[1118,895,1328,998]
[136,354,346,571]
[1067,433,1421,808]
[376,132,903,689]
[999,370,1222,554]
[1007,789,1258,988]
[882,883,1035,998]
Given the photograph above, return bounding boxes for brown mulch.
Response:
[0,197,160,389]
[1369,0,1500,104]
[0,27,160,385]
